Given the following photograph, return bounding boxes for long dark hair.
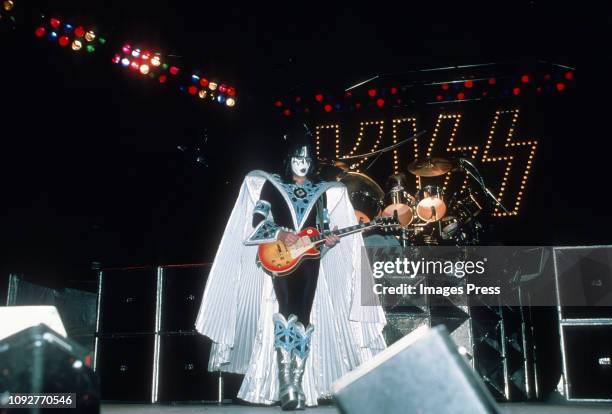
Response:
[280,123,321,183]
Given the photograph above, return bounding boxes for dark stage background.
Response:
[1,1,611,299]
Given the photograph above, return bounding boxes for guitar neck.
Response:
[311,222,376,245]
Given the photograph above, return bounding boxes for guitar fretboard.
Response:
[310,222,374,243]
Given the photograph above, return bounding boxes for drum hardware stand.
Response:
[393,210,410,248]
[459,158,511,214]
[216,371,233,404]
[507,251,542,400]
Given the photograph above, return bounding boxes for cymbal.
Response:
[340,172,385,200]
[407,157,453,177]
[333,160,349,172]
[317,159,349,181]
[318,158,349,171]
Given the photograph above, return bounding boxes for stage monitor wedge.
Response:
[0,305,67,340]
[0,324,99,413]
[332,325,499,414]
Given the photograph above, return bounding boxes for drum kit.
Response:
[318,155,496,246]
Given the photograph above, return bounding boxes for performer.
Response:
[195,125,386,410]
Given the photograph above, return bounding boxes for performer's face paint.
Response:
[291,156,311,177]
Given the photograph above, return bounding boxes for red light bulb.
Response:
[74,26,85,38]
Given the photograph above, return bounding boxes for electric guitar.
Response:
[257,216,398,277]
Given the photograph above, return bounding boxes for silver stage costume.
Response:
[195,170,386,406]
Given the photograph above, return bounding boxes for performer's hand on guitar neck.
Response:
[324,226,340,248]
[278,230,299,246]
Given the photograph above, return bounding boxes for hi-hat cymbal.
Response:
[407,157,454,177]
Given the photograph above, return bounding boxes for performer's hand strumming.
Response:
[278,230,299,246]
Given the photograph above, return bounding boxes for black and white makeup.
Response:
[291,156,312,177]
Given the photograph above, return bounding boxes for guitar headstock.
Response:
[371,216,401,232]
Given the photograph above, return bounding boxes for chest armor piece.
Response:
[279,180,323,228]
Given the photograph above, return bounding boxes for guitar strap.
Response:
[315,194,328,234]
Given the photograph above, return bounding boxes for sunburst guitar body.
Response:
[258,227,322,276]
[257,216,398,277]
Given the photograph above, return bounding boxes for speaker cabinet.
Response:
[97,267,157,334]
[154,332,242,402]
[95,334,155,402]
[561,324,612,401]
[553,246,612,320]
[159,264,210,333]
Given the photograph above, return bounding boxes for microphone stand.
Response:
[459,158,510,214]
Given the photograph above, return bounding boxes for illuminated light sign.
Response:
[481,109,538,217]
[314,108,538,218]
[315,124,341,160]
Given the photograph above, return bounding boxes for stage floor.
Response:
[101,402,612,413]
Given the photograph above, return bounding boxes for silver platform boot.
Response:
[291,321,314,410]
[273,313,300,410]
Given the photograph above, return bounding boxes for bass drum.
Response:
[340,172,385,223]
